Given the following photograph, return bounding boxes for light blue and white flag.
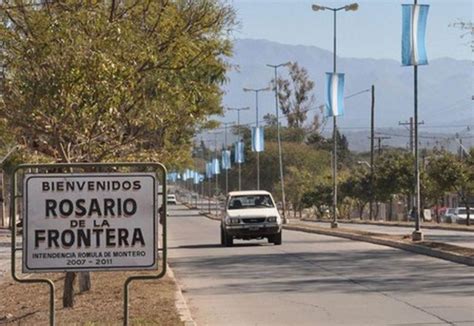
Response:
[193,172,200,185]
[402,4,429,66]
[221,150,232,170]
[325,73,345,117]
[251,127,265,152]
[168,172,178,183]
[206,162,213,179]
[234,141,245,163]
[212,158,220,175]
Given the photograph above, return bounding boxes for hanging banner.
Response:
[212,158,220,175]
[221,150,232,170]
[193,172,200,185]
[402,4,429,66]
[325,73,345,117]
[251,127,265,152]
[206,162,213,179]
[234,141,245,163]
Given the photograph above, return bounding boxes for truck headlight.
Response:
[267,216,277,223]
[226,217,240,225]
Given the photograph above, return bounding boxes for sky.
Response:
[230,0,472,61]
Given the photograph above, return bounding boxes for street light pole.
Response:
[412,0,423,241]
[243,87,270,190]
[267,62,290,222]
[228,107,250,191]
[312,2,359,229]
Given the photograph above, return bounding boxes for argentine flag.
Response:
[212,158,220,175]
[251,127,265,152]
[206,162,212,179]
[325,73,345,117]
[402,4,429,66]
[234,141,245,163]
[193,172,200,185]
[221,150,232,170]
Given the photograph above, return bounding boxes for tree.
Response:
[340,169,371,219]
[0,0,234,165]
[373,152,413,218]
[0,0,235,307]
[274,62,316,128]
[424,151,473,225]
[301,182,332,219]
[307,129,352,166]
[284,166,314,218]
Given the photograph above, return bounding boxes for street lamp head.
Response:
[345,3,359,11]
[243,87,251,92]
[312,4,326,11]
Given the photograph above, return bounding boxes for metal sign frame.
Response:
[10,162,167,326]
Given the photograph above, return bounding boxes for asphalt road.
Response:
[167,204,474,326]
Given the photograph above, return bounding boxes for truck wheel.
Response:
[224,230,233,247]
[220,227,225,246]
[272,231,282,245]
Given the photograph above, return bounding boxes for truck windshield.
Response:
[228,195,274,209]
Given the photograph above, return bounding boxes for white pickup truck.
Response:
[220,190,283,246]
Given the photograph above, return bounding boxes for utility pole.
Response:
[369,136,391,156]
[399,118,424,154]
[376,136,391,156]
[369,85,375,221]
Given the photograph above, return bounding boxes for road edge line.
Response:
[167,265,196,326]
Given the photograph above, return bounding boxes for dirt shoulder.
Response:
[0,229,185,325]
[0,269,184,325]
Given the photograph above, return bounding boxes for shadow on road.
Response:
[170,248,474,298]
[171,243,265,250]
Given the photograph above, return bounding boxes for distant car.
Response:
[451,207,470,224]
[441,208,456,223]
[220,190,283,247]
[167,194,177,205]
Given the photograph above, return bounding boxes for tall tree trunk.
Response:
[466,205,470,226]
[63,272,76,308]
[436,198,440,223]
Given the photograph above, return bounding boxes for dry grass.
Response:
[0,269,183,325]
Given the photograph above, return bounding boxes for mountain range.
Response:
[218,38,473,151]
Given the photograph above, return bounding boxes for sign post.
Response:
[10,162,167,326]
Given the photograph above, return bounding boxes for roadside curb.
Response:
[284,224,474,267]
[196,209,473,266]
[167,265,196,326]
[301,218,474,233]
